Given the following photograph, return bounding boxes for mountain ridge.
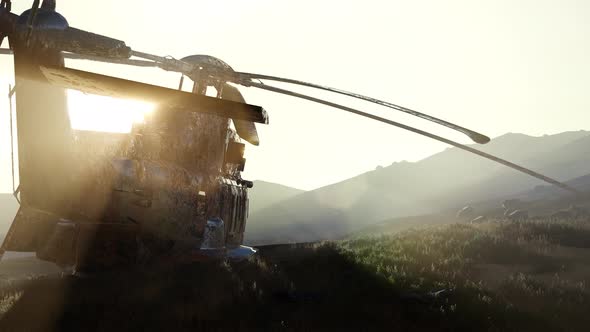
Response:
[0,194,18,239]
[248,180,305,214]
[244,130,590,245]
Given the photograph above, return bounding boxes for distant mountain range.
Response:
[244,130,590,245]
[0,194,18,239]
[248,181,305,214]
[353,170,590,239]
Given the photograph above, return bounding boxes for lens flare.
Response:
[67,90,155,133]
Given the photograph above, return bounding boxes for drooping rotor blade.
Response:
[16,26,131,59]
[0,48,159,67]
[131,50,194,73]
[231,72,490,144]
[128,51,490,144]
[221,83,260,146]
[37,65,269,123]
[64,52,157,67]
[244,81,579,195]
[4,46,576,193]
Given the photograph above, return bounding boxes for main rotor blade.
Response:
[125,52,489,145]
[64,52,157,67]
[7,48,490,145]
[0,48,158,67]
[233,72,490,145]
[244,81,579,195]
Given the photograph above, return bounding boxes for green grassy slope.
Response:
[0,219,589,331]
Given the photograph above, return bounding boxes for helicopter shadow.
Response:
[0,243,453,331]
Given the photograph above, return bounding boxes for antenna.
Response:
[41,0,55,11]
[7,84,15,193]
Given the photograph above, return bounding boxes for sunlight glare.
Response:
[67,90,155,133]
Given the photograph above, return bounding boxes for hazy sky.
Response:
[1,0,589,191]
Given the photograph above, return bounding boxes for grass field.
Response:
[0,218,588,331]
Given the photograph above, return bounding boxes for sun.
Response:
[67,90,155,133]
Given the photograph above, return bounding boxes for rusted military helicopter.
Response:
[0,0,580,272]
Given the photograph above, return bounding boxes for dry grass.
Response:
[343,219,590,331]
[0,219,588,331]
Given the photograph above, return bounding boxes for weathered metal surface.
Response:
[0,1,15,46]
[1,8,77,251]
[39,66,269,123]
[213,178,248,247]
[36,220,76,266]
[16,7,67,31]
[1,5,255,268]
[108,158,208,245]
[135,110,230,175]
[181,54,234,72]
[34,219,140,271]
[18,26,131,59]
[74,223,139,272]
[8,6,129,58]
[224,141,246,167]
[10,15,75,217]
[221,83,260,145]
[2,207,60,252]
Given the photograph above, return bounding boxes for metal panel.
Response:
[39,66,269,123]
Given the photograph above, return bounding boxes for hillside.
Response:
[354,168,590,238]
[248,181,304,214]
[0,219,589,331]
[245,131,590,244]
[0,195,18,240]
[435,133,590,206]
